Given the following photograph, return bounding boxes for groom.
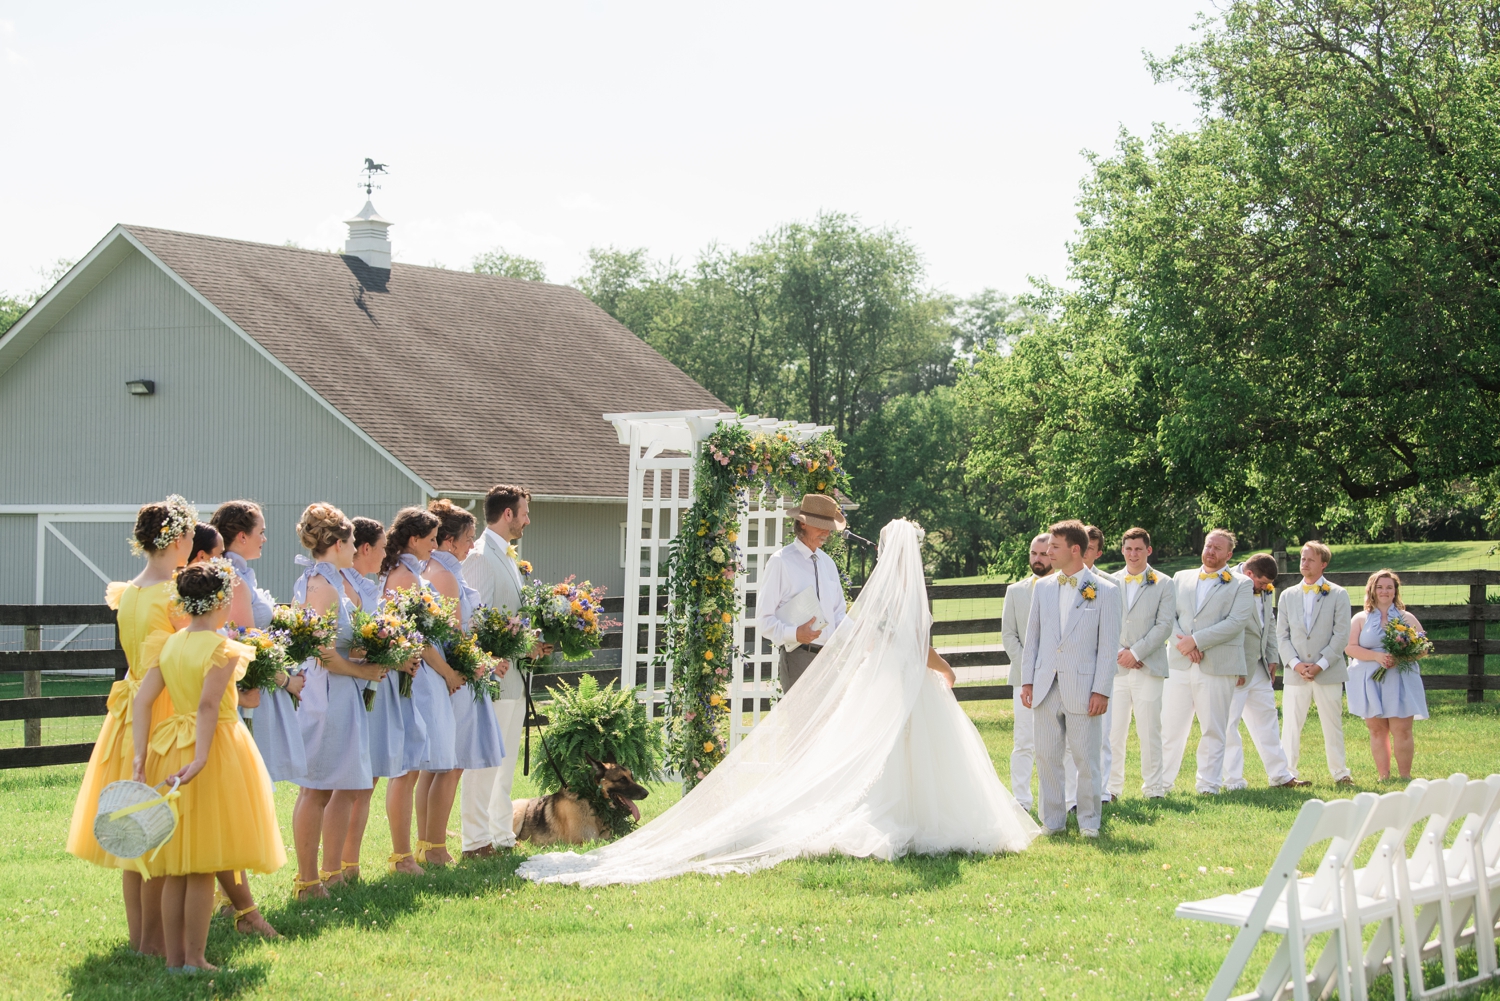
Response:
[1019,519,1121,838]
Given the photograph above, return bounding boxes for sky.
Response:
[0,1,1210,302]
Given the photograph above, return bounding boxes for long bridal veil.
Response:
[517,518,1039,886]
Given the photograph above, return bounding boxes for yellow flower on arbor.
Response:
[703,741,715,753]
[721,611,732,623]
[703,650,714,661]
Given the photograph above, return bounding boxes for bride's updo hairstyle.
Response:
[379,507,440,575]
[428,498,475,545]
[297,502,353,556]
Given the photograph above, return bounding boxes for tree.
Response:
[0,258,75,338]
[472,247,548,282]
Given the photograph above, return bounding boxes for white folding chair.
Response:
[1396,774,1473,1000]
[1478,774,1500,976]
[1178,795,1374,1001]
[1430,776,1500,989]
[1309,784,1428,1001]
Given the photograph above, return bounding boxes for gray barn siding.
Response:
[0,249,421,600]
[519,500,627,599]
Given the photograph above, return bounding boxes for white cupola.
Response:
[344,200,392,270]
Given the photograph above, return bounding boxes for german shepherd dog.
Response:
[512,755,650,846]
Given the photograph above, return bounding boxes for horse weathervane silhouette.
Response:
[359,158,388,197]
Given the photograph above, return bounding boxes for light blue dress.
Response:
[386,554,458,773]
[293,559,374,790]
[229,551,306,782]
[354,566,429,777]
[1347,607,1429,720]
[429,550,505,770]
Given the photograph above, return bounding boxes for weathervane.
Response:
[359,157,388,197]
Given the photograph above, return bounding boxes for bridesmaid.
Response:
[1345,569,1429,781]
[66,496,193,956]
[380,507,462,867]
[424,500,505,825]
[289,504,387,898]
[339,517,426,877]
[188,523,223,564]
[213,501,307,783]
[131,559,285,972]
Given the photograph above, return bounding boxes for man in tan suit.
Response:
[1277,540,1353,784]
[1223,554,1303,789]
[1160,529,1253,795]
[1108,528,1175,799]
[1001,533,1055,813]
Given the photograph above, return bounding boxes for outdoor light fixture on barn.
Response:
[124,380,155,396]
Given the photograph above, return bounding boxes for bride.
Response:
[517,518,1040,886]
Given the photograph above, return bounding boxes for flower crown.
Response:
[175,557,238,616]
[130,494,198,555]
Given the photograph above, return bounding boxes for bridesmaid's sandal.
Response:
[388,851,424,875]
[318,867,344,887]
[417,840,452,866]
[212,885,234,919]
[233,905,279,939]
[292,877,328,900]
[339,861,361,883]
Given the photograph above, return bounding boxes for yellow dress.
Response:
[65,581,183,868]
[142,630,286,876]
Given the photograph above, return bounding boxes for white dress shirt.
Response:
[463,527,525,612]
[1057,570,1081,633]
[756,537,848,650]
[1299,576,1330,668]
[1119,567,1145,654]
[1195,566,1224,611]
[1255,591,1266,628]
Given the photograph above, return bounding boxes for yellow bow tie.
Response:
[1301,583,1320,593]
[1198,571,1217,580]
[1056,574,1078,588]
[1124,573,1144,584]
[506,544,519,560]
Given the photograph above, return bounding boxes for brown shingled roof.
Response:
[125,225,724,497]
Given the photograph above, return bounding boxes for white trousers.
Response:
[1159,665,1236,794]
[1033,684,1101,833]
[1108,669,1165,797]
[460,668,528,850]
[1281,681,1350,782]
[1223,670,1293,789]
[1012,700,1076,812]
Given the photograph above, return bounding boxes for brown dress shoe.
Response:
[1276,778,1311,788]
[1335,777,1355,786]
[462,845,495,860]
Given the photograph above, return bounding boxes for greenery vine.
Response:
[662,422,849,790]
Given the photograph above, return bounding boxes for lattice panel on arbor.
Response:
[620,433,695,719]
[730,493,796,747]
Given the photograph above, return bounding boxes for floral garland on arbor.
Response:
[662,422,849,790]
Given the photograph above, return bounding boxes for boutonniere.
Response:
[1317,582,1330,596]
[505,543,532,577]
[1264,581,1275,593]
[1145,570,1158,586]
[517,560,532,577]
[1218,569,1233,584]
[1080,582,1098,602]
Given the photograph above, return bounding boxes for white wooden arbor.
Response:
[603,410,832,748]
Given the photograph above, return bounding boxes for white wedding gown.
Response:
[517,519,1040,886]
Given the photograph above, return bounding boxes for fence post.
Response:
[1469,583,1487,704]
[23,625,41,746]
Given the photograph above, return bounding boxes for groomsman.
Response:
[1160,529,1252,795]
[1020,520,1121,837]
[1082,525,1113,797]
[1277,541,1353,784]
[1108,528,1175,799]
[460,484,551,856]
[1001,533,1061,813]
[1223,554,1304,789]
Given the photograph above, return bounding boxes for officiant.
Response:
[757,493,850,692]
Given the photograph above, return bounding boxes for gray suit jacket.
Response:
[1110,566,1175,678]
[1237,581,1279,683]
[1019,569,1122,714]
[1169,568,1253,677]
[1000,575,1041,687]
[1276,581,1352,686]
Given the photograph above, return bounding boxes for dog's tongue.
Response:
[626,798,641,823]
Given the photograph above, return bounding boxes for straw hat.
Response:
[790,493,846,532]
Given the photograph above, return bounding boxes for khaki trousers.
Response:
[1281,681,1351,782]
[460,666,527,851]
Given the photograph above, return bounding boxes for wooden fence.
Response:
[2,570,1495,768]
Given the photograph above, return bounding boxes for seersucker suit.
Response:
[1222,571,1293,789]
[1107,566,1175,797]
[1019,567,1121,834]
[1276,578,1353,782]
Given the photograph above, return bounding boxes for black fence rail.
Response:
[0,596,625,770]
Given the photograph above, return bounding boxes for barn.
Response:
[0,199,722,652]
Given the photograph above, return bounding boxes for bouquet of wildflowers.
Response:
[1378,615,1434,683]
[520,576,616,664]
[471,606,540,664]
[350,608,425,708]
[389,586,458,648]
[445,631,496,702]
[270,604,337,666]
[232,626,291,696]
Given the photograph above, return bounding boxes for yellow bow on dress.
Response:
[149,712,199,754]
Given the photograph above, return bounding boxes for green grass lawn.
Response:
[4,691,1498,1000]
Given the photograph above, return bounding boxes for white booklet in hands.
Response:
[779,586,828,651]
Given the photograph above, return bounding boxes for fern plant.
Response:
[534,674,664,837]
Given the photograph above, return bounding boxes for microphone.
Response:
[841,529,876,549]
